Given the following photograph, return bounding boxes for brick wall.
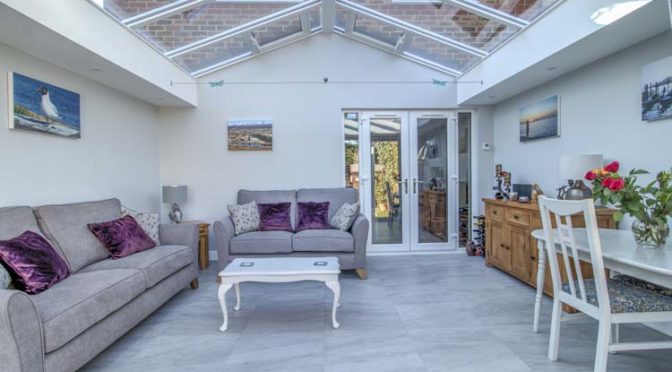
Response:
[104,0,559,73]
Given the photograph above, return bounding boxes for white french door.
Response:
[359,111,457,253]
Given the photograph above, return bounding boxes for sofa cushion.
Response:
[32,269,145,353]
[88,215,157,259]
[80,245,192,288]
[0,206,45,240]
[238,190,297,230]
[34,199,122,272]
[292,229,354,253]
[297,188,358,221]
[230,231,293,254]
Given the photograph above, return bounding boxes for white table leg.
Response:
[326,281,341,329]
[234,283,241,311]
[534,240,547,333]
[218,283,233,332]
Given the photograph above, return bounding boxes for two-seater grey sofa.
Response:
[0,198,199,372]
[214,188,369,279]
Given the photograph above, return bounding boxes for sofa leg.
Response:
[190,278,199,289]
[355,269,368,280]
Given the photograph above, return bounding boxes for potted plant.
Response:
[585,161,672,248]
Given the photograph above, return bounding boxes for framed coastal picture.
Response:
[8,72,81,139]
[519,95,560,142]
[641,55,672,122]
[227,119,272,151]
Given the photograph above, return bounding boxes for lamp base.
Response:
[169,203,183,224]
[563,180,593,200]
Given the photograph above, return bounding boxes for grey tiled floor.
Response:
[81,255,672,371]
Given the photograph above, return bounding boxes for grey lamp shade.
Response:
[162,185,188,204]
[558,155,604,180]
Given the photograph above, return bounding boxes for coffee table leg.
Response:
[234,283,241,311]
[326,281,341,329]
[218,283,233,332]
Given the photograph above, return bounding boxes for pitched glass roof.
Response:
[93,0,563,77]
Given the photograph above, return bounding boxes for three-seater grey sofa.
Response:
[0,198,199,372]
[214,188,369,279]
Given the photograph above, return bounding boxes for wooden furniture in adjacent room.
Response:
[183,221,211,270]
[482,198,617,297]
[421,190,447,240]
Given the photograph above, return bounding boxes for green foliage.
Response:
[373,141,399,218]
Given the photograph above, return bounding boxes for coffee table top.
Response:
[219,257,341,277]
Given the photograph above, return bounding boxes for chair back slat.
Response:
[538,197,610,314]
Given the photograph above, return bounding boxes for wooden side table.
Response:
[183,221,211,271]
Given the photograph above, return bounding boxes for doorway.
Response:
[344,110,471,253]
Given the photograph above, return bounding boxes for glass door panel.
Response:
[361,112,409,251]
[411,112,456,251]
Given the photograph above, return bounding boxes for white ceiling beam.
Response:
[394,31,408,54]
[299,11,311,33]
[337,0,487,58]
[166,0,321,58]
[247,32,261,54]
[443,0,529,28]
[344,11,356,34]
[322,0,336,33]
[123,0,212,28]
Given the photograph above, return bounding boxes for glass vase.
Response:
[631,219,670,249]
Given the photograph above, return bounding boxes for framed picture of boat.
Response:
[227,119,272,151]
[641,55,672,122]
[8,72,81,139]
[519,95,560,142]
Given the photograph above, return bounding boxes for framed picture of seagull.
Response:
[8,72,81,139]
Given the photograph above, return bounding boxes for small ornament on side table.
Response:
[493,164,511,200]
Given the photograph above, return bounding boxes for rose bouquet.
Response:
[585,161,672,248]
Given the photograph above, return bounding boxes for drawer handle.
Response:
[493,210,498,215]
[500,243,504,248]
[514,215,519,220]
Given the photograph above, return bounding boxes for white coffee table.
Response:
[217,257,341,331]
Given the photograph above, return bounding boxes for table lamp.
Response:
[558,155,603,200]
[162,185,187,223]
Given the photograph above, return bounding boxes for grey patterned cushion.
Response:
[122,206,160,245]
[613,274,672,296]
[330,202,359,231]
[0,263,11,289]
[227,201,260,236]
[562,278,672,313]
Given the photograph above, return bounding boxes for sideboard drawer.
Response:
[506,209,530,226]
[487,205,504,221]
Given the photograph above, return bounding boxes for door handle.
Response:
[399,179,408,194]
[412,179,425,194]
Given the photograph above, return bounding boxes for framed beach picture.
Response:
[8,72,81,139]
[227,119,272,151]
[519,95,560,142]
[641,55,672,122]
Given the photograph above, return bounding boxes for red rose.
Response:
[585,170,597,181]
[608,178,625,192]
[604,161,619,173]
[601,177,613,188]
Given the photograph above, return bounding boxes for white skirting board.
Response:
[207,249,466,261]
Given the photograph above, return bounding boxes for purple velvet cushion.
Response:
[0,231,70,294]
[88,215,156,259]
[297,202,331,232]
[257,203,293,232]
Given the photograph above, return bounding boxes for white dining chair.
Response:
[538,196,672,372]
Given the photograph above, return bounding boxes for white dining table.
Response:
[532,228,672,333]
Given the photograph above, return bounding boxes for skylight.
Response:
[92,0,563,77]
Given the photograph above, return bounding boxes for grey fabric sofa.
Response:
[214,188,369,279]
[0,198,199,372]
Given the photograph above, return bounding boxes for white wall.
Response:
[490,31,672,214]
[159,34,462,240]
[0,43,161,211]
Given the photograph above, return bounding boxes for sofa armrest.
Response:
[213,217,235,272]
[159,223,199,264]
[350,214,369,270]
[0,290,44,372]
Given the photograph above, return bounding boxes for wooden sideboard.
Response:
[483,198,618,296]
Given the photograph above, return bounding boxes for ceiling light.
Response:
[590,1,652,26]
[488,95,496,99]
[90,68,103,72]
[547,66,558,71]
